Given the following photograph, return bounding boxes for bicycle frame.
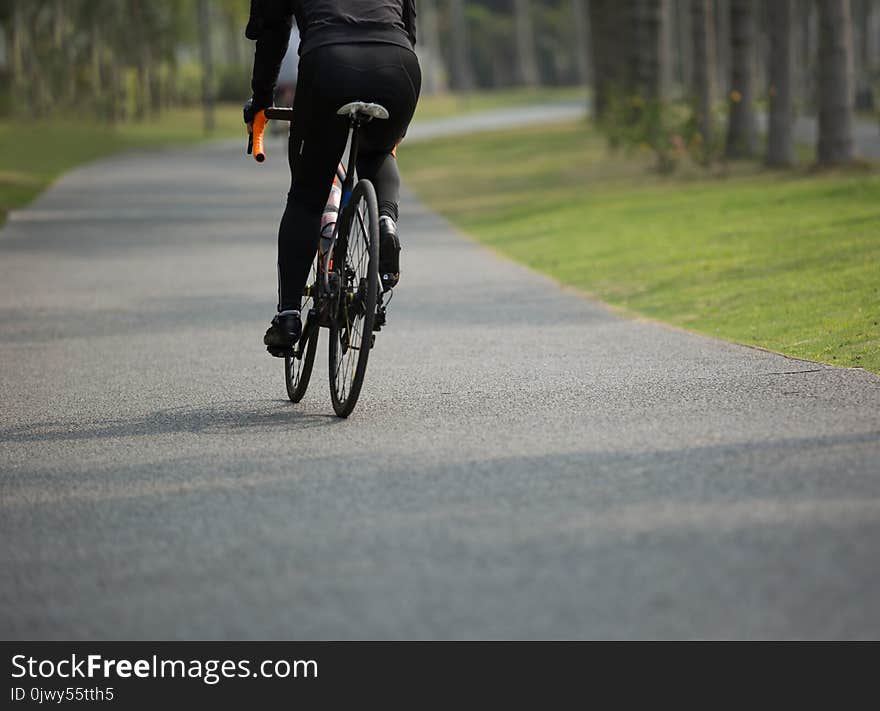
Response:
[253,102,388,416]
[257,106,384,361]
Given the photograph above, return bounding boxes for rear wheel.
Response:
[285,253,320,403]
[328,179,379,418]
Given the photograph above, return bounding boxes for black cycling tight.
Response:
[277,42,421,311]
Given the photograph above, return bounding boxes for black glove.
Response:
[244,96,268,156]
[244,94,273,123]
[243,96,258,126]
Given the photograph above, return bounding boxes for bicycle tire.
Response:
[285,327,318,403]
[328,179,380,418]
[284,254,320,403]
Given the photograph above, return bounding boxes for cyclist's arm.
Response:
[246,0,295,111]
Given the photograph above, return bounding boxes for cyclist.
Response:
[244,0,421,354]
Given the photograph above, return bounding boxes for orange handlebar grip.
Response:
[253,110,267,163]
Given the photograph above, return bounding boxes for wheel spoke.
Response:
[330,184,376,415]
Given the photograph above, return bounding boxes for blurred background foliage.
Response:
[0,0,877,165]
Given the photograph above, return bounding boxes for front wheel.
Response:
[328,179,380,418]
[285,328,318,403]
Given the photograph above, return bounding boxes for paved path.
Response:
[406,100,587,141]
[1,107,879,640]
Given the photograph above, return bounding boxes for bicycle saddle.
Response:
[336,102,390,120]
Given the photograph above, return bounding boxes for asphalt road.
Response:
[2,106,879,640]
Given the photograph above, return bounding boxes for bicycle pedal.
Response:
[374,306,387,331]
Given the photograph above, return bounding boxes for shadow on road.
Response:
[0,399,341,444]
[3,428,879,512]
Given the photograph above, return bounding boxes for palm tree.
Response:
[9,0,25,102]
[587,0,616,120]
[513,0,540,87]
[725,0,757,159]
[766,0,795,166]
[691,0,717,153]
[419,0,446,95]
[449,0,475,91]
[715,0,731,97]
[817,0,856,165]
[631,0,665,101]
[197,0,215,133]
[570,0,590,87]
[675,0,692,93]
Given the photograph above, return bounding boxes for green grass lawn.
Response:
[398,121,880,372]
[0,104,243,224]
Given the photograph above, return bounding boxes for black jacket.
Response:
[246,0,417,109]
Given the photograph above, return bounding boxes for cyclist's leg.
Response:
[356,150,403,290]
[355,46,421,219]
[357,151,400,221]
[276,53,348,313]
[353,46,420,289]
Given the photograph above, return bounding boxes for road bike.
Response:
[250,102,391,418]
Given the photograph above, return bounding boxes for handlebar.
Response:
[248,107,295,164]
[248,106,400,163]
[251,110,267,163]
[265,108,294,121]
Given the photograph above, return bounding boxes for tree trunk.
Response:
[676,0,693,93]
[592,1,633,118]
[795,0,816,112]
[197,0,215,133]
[852,0,863,76]
[168,61,180,109]
[588,0,614,120]
[817,0,856,165]
[854,0,877,110]
[715,0,731,97]
[632,0,664,101]
[754,2,769,102]
[54,0,65,49]
[866,0,880,69]
[805,0,819,111]
[766,0,795,166]
[10,0,24,98]
[136,56,151,121]
[90,16,102,113]
[724,0,757,158]
[691,0,716,149]
[571,0,590,87]
[106,54,119,125]
[514,0,540,87]
[449,0,475,92]
[659,0,673,95]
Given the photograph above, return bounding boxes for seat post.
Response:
[342,117,360,202]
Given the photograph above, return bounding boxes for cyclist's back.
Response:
[248,1,416,64]
[245,0,421,351]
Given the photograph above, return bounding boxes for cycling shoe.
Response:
[264,311,302,357]
[378,216,400,291]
